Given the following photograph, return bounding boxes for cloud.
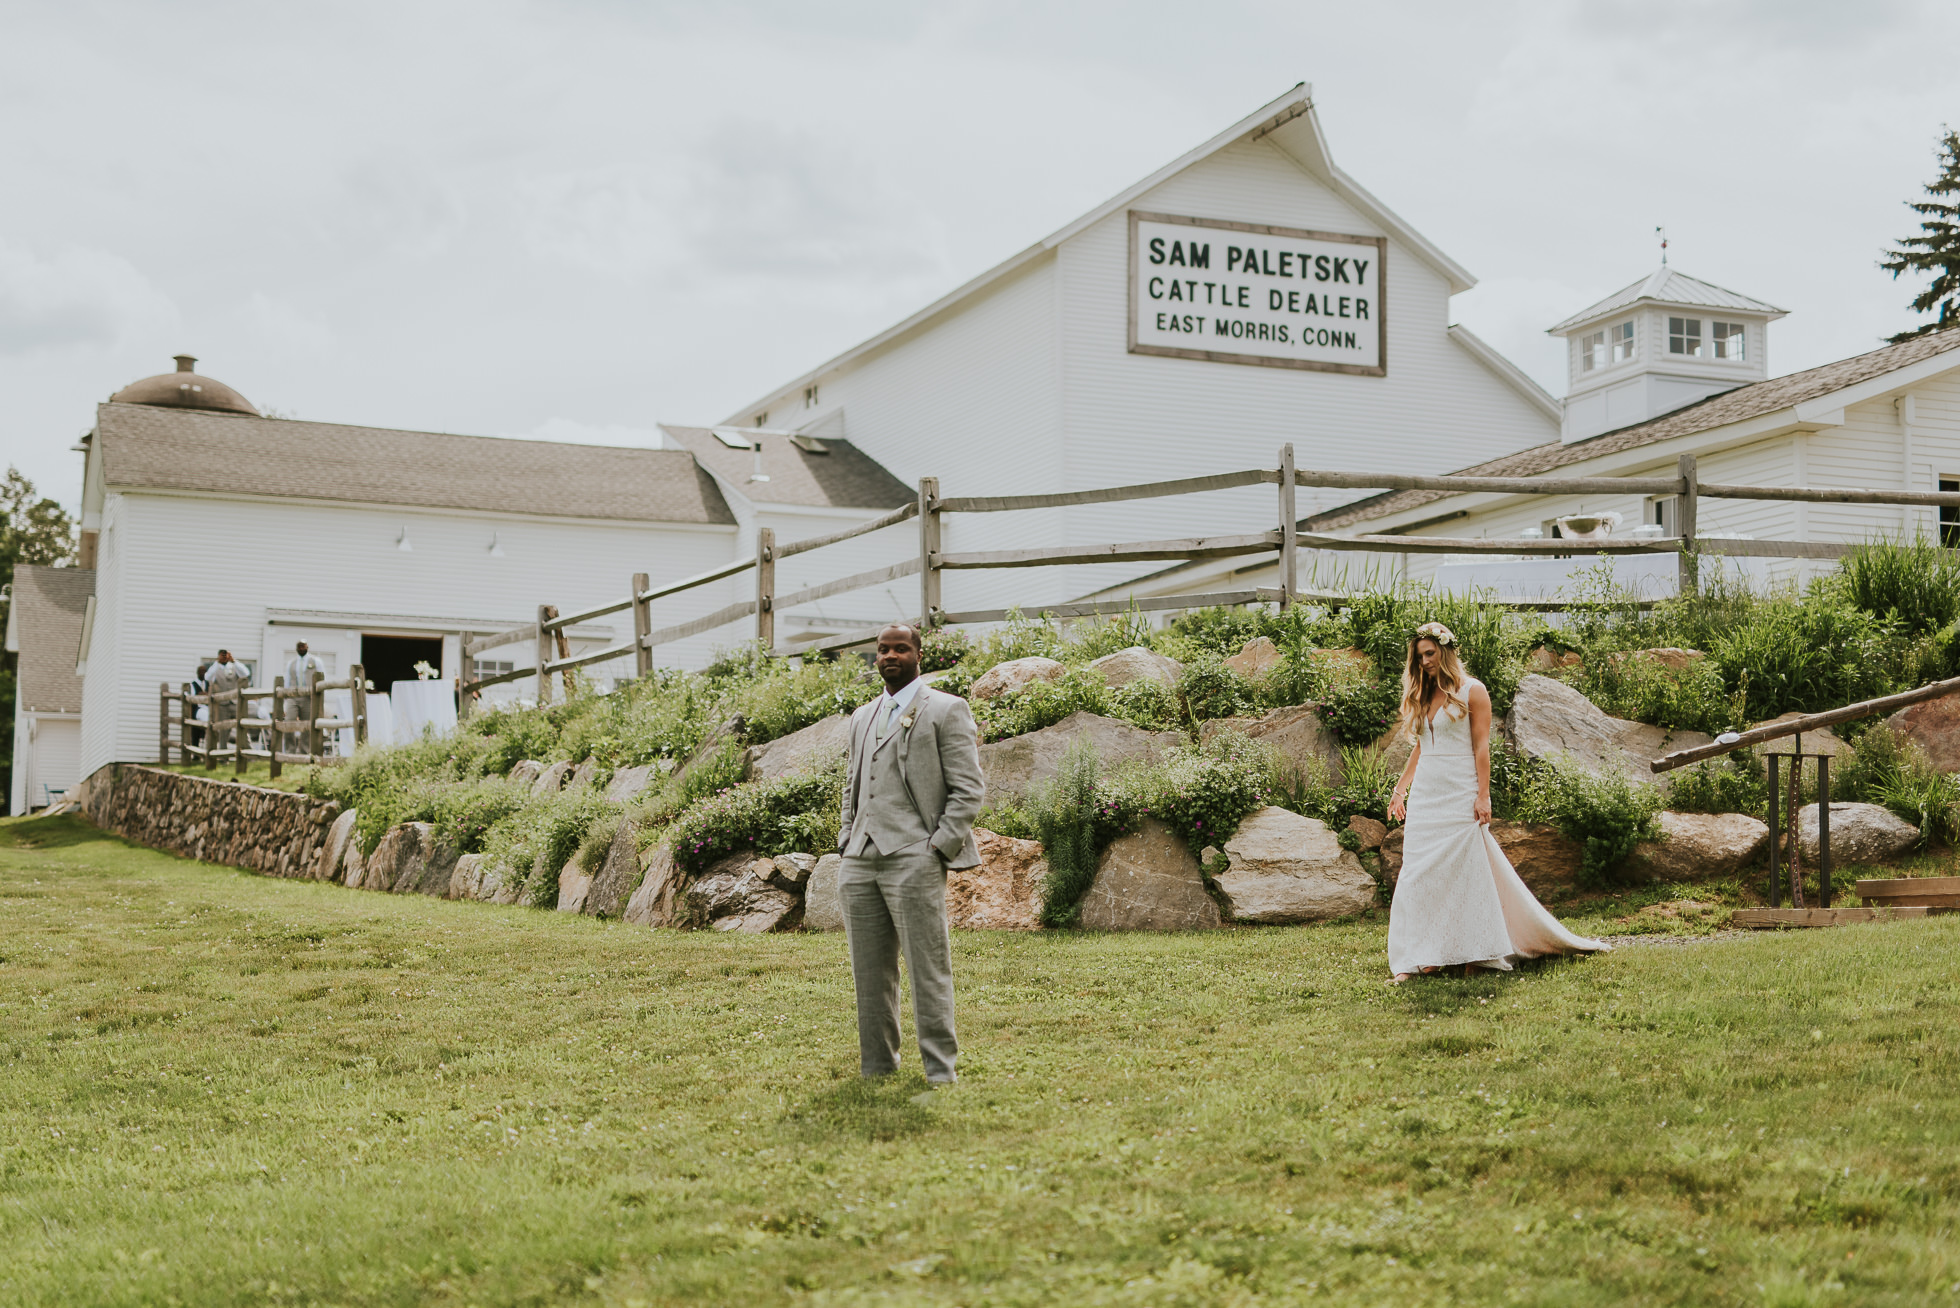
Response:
[0,237,179,356]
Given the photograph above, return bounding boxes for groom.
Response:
[837,623,986,1086]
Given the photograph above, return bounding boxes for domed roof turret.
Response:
[110,355,257,416]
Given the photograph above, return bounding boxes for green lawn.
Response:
[2,819,1957,1306]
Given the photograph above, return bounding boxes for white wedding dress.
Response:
[1387,678,1609,975]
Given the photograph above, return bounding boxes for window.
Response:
[1611,320,1635,363]
[473,659,514,679]
[753,412,769,428]
[803,385,819,408]
[1649,496,1678,536]
[1712,322,1746,360]
[1943,478,1960,549]
[1581,330,1606,372]
[1668,317,1703,356]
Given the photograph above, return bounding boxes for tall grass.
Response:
[1033,736,1102,928]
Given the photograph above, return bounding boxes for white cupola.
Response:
[1546,267,1787,443]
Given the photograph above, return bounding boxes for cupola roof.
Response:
[1547,268,1788,336]
[108,355,258,416]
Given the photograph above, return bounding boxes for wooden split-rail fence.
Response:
[160,665,369,777]
[460,444,1960,707]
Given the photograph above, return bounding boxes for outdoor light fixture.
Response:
[489,532,505,557]
[396,526,413,552]
[1716,732,1741,745]
[748,438,770,483]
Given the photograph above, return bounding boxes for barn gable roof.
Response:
[659,426,913,510]
[8,565,93,714]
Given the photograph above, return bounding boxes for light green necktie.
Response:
[878,698,901,740]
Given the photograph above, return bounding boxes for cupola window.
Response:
[1712,322,1746,360]
[1610,320,1636,363]
[1581,330,1606,371]
[1668,317,1703,357]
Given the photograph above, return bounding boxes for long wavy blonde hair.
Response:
[1398,627,1469,741]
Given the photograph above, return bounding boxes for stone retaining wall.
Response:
[73,763,343,879]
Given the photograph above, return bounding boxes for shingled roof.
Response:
[93,404,736,525]
[1308,329,1960,532]
[660,426,913,509]
[9,566,93,714]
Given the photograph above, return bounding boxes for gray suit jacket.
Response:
[839,684,987,869]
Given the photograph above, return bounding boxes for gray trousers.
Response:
[839,843,958,1082]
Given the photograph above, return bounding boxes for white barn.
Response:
[6,565,93,813]
[715,84,1560,617]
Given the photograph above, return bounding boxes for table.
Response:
[389,680,458,745]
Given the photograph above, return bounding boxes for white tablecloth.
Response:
[363,693,394,754]
[389,681,457,745]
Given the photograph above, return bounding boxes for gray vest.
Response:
[845,709,933,857]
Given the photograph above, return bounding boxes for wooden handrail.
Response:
[937,530,1281,570]
[776,501,919,558]
[1652,674,1960,773]
[939,468,1278,514]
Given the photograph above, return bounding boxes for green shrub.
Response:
[919,627,971,673]
[970,670,1114,742]
[1708,596,1897,720]
[665,760,846,875]
[960,610,1065,676]
[429,776,531,854]
[1064,607,1157,663]
[1155,605,1276,663]
[1831,535,1960,637]
[1344,590,1428,677]
[1834,724,1957,845]
[1098,734,1278,858]
[1667,754,1767,817]
[1576,654,1741,735]
[1320,676,1401,748]
[732,658,877,746]
[1175,657,1259,722]
[1032,737,1102,929]
[477,788,621,907]
[1513,761,1662,889]
[974,797,1039,842]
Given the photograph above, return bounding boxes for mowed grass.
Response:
[2,820,1958,1307]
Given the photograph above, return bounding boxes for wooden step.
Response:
[1731,906,1955,929]
[1856,876,1960,908]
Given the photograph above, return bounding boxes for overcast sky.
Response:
[4,0,1956,513]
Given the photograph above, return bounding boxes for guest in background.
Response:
[190,661,211,750]
[205,650,250,754]
[281,642,325,757]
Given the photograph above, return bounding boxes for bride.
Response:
[1384,622,1609,983]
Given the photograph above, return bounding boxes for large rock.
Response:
[1887,698,1960,772]
[980,711,1180,801]
[447,852,483,900]
[556,862,593,912]
[1223,637,1282,681]
[508,760,545,788]
[1380,826,1404,882]
[1078,818,1221,931]
[1612,647,1705,675]
[767,852,816,891]
[715,888,800,933]
[1505,673,1712,790]
[1527,646,1582,674]
[1629,811,1769,881]
[969,656,1066,702]
[802,853,845,931]
[1200,704,1345,784]
[341,830,369,888]
[1486,821,1583,896]
[605,764,656,805]
[531,760,572,797]
[949,830,1046,929]
[567,759,600,791]
[317,808,359,881]
[1799,803,1919,864]
[582,821,644,917]
[366,822,459,896]
[1347,815,1387,850]
[746,713,851,783]
[623,844,681,927]
[1087,646,1183,690]
[1214,807,1375,923]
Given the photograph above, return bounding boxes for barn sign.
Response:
[1128,211,1386,375]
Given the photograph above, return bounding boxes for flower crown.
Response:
[1414,622,1458,648]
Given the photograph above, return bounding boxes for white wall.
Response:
[79,490,740,773]
[16,714,81,811]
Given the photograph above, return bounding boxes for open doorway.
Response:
[361,634,445,696]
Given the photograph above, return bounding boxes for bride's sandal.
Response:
[1389,973,1414,985]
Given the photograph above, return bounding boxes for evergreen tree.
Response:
[0,467,77,810]
[1882,128,1960,342]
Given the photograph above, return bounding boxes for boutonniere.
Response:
[899,713,916,730]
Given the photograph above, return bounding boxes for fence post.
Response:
[1278,443,1298,611]
[918,476,942,625]
[632,572,653,678]
[158,682,172,766]
[308,669,325,764]
[183,682,197,763]
[351,663,368,749]
[205,683,216,770]
[536,605,556,706]
[1677,453,1699,596]
[234,686,249,776]
[269,676,284,780]
[755,528,776,652]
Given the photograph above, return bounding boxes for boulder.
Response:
[567,759,600,791]
[1347,815,1387,850]
[1752,712,1852,759]
[1200,704,1345,784]
[980,711,1181,801]
[447,852,483,900]
[1798,803,1919,864]
[1886,697,1960,772]
[531,760,572,797]
[1078,818,1221,931]
[508,760,545,788]
[556,862,593,913]
[746,713,851,783]
[1505,674,1711,791]
[605,764,656,805]
[623,844,681,927]
[582,821,644,917]
[1223,637,1282,681]
[341,831,369,889]
[366,822,459,896]
[969,656,1066,702]
[1487,821,1583,896]
[714,888,800,933]
[802,853,845,931]
[1087,646,1183,689]
[1380,826,1404,882]
[948,830,1046,929]
[317,808,358,881]
[1527,646,1582,674]
[1612,647,1706,675]
[1214,807,1376,923]
[1628,811,1769,881]
[767,852,816,891]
